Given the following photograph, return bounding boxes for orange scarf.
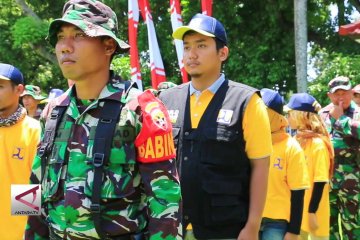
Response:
[295,131,334,177]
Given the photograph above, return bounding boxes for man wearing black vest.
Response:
[159,14,271,239]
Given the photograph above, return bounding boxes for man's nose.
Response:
[57,37,74,54]
[188,47,197,59]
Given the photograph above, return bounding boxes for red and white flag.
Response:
[201,0,213,16]
[128,0,142,90]
[170,0,188,83]
[139,0,167,89]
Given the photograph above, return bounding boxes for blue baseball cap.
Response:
[0,63,24,85]
[173,13,227,45]
[284,93,321,113]
[48,88,64,100]
[261,88,284,114]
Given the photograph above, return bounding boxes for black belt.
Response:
[49,228,147,240]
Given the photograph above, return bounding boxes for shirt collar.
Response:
[189,73,225,96]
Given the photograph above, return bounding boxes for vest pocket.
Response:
[203,126,239,142]
[84,145,137,199]
[201,127,241,166]
[201,180,248,225]
[200,126,248,225]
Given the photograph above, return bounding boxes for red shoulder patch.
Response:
[135,90,176,163]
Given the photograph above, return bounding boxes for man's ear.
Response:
[219,46,229,62]
[16,84,25,95]
[103,38,117,56]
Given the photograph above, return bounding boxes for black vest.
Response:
[160,79,258,238]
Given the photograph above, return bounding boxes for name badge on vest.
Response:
[217,109,233,125]
[168,109,179,124]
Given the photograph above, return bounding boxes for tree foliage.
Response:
[11,16,48,48]
[0,0,359,105]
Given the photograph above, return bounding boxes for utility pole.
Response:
[294,0,308,92]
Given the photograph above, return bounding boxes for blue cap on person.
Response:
[172,13,227,45]
[41,88,65,104]
[48,88,64,100]
[284,93,321,113]
[260,88,284,114]
[0,63,24,85]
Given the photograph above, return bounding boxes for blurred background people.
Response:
[319,76,360,240]
[47,88,64,100]
[260,89,309,240]
[21,84,46,120]
[41,88,65,104]
[285,93,334,240]
[0,63,41,239]
[352,84,360,107]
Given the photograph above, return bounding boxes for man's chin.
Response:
[189,73,201,79]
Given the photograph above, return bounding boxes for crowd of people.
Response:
[0,0,359,239]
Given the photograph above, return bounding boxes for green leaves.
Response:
[1,0,360,98]
[11,16,48,48]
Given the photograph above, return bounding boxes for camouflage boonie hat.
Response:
[21,85,47,100]
[48,0,130,53]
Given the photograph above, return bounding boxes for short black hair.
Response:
[214,37,226,51]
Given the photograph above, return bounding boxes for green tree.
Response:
[0,0,359,100]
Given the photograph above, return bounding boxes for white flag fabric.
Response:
[170,0,189,83]
[139,0,167,89]
[128,0,143,90]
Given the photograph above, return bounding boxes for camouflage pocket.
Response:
[84,145,138,199]
[42,143,65,200]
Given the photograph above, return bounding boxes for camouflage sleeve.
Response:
[133,91,182,239]
[138,160,182,239]
[24,110,50,239]
[333,115,360,139]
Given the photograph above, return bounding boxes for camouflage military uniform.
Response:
[319,101,360,240]
[25,75,182,239]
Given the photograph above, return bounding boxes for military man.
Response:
[352,84,360,107]
[25,0,181,239]
[21,85,46,120]
[319,76,360,240]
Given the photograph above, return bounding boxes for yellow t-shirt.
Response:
[300,138,330,237]
[190,92,272,159]
[262,134,310,221]
[0,116,40,240]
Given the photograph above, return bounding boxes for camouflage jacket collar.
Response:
[57,74,126,108]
